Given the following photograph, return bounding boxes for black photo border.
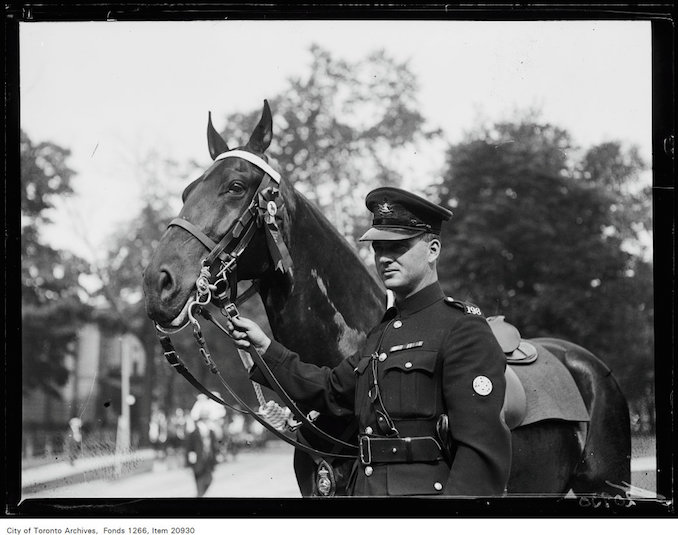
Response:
[3,2,676,519]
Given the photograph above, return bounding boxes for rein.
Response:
[155,148,357,459]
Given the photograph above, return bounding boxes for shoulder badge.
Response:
[444,297,483,316]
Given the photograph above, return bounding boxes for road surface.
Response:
[23,442,301,499]
[22,442,657,500]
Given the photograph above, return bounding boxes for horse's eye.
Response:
[222,181,246,196]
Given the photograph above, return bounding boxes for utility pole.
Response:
[115,335,131,476]
[121,335,131,442]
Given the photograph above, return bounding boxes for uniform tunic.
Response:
[250,282,512,496]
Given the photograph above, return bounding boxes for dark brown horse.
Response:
[143,101,631,497]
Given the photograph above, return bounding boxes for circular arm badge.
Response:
[472,375,493,396]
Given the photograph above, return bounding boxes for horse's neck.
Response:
[259,187,385,367]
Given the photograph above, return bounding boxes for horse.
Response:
[143,100,631,497]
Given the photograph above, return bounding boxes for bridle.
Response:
[166,149,291,309]
[153,148,358,461]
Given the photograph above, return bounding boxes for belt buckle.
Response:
[164,350,180,366]
[359,436,372,465]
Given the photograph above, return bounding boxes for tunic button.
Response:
[392,448,398,454]
[365,426,373,435]
[365,466,373,476]
[405,362,413,369]
[378,352,387,362]
[393,320,403,329]
[434,482,443,491]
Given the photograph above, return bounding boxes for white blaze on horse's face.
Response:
[310,269,366,357]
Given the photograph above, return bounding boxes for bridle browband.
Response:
[214,149,281,181]
[154,148,358,460]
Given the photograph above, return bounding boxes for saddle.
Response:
[487,315,538,364]
[486,315,535,429]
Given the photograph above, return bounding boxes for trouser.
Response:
[193,468,214,497]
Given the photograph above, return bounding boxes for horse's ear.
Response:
[246,100,273,153]
[207,111,229,160]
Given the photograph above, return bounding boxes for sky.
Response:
[19,20,652,263]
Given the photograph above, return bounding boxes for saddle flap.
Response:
[487,315,521,354]
[503,365,527,430]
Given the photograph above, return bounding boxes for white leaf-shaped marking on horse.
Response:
[311,268,366,357]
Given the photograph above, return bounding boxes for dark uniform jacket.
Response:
[250,282,511,496]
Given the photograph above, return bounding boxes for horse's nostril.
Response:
[159,268,175,300]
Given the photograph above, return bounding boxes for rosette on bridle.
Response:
[256,186,293,275]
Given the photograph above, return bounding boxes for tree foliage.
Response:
[86,150,197,430]
[21,130,92,397]
[218,45,441,245]
[434,118,653,407]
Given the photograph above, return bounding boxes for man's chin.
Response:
[382,279,404,291]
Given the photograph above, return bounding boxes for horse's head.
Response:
[143,100,281,328]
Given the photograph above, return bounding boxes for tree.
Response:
[21,130,92,397]
[217,45,442,248]
[434,117,653,415]
[85,149,201,441]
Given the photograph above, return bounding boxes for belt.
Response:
[359,435,444,465]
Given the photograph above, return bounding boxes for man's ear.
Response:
[428,238,441,262]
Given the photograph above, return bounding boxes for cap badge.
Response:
[377,201,394,216]
[472,375,493,396]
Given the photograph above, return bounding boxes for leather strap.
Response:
[158,330,355,460]
[215,149,281,183]
[169,218,222,257]
[157,334,235,409]
[203,206,260,269]
[199,308,358,452]
[210,365,355,460]
[168,172,273,270]
[359,435,443,465]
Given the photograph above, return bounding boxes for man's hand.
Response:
[227,316,272,355]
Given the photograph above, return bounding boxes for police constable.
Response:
[228,187,512,496]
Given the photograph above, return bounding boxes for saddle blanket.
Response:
[510,345,590,426]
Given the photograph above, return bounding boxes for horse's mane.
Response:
[257,179,385,367]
